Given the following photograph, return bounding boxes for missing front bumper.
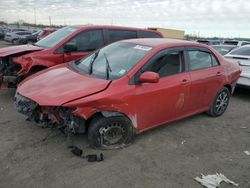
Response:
[14,92,86,134]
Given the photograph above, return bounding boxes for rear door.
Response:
[186,47,224,113]
[133,48,191,131]
[62,29,106,62]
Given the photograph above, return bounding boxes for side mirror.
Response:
[64,44,77,53]
[139,71,159,83]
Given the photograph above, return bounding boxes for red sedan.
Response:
[15,39,241,149]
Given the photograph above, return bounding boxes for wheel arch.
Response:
[29,65,48,73]
[85,110,137,132]
[224,84,232,94]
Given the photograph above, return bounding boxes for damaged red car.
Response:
[0,25,163,89]
[15,39,241,149]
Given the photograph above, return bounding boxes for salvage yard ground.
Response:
[0,40,249,188]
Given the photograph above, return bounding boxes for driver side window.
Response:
[145,51,184,78]
[66,29,104,52]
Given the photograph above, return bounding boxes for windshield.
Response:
[32,30,42,36]
[229,46,250,56]
[73,42,152,80]
[35,26,77,48]
[212,46,235,55]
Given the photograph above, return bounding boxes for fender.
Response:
[13,56,58,75]
[64,98,138,129]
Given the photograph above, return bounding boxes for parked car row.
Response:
[0,25,242,149]
[1,27,56,44]
[197,39,250,47]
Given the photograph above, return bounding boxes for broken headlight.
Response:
[14,92,38,115]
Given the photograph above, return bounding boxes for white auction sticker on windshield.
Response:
[118,69,126,75]
[134,45,152,51]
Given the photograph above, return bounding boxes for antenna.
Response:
[49,16,51,26]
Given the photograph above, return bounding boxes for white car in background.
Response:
[223,40,250,47]
[225,45,250,87]
[211,45,237,56]
[4,31,32,44]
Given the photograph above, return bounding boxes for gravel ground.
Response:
[0,41,249,188]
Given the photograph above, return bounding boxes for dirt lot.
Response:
[0,41,249,188]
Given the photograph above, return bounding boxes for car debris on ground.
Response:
[195,173,238,188]
[244,150,250,156]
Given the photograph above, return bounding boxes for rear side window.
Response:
[187,50,218,71]
[223,41,238,45]
[139,31,161,38]
[230,46,250,56]
[146,51,183,78]
[67,29,104,51]
[108,30,137,43]
[17,32,28,35]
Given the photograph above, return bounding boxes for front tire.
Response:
[12,39,18,44]
[88,116,135,149]
[207,87,231,117]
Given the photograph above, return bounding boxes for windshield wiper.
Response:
[89,50,100,74]
[103,53,112,80]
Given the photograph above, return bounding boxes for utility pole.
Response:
[49,16,51,26]
[34,8,36,25]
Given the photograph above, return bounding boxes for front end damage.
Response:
[0,56,22,89]
[14,92,86,134]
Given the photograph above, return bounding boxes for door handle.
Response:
[181,79,189,85]
[216,71,222,76]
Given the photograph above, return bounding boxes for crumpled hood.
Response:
[0,44,43,57]
[17,65,111,106]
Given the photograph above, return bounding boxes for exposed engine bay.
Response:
[14,92,86,134]
[0,55,22,88]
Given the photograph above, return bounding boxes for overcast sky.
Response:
[0,0,249,38]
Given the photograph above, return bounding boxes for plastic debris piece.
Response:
[195,173,238,188]
[181,140,186,144]
[244,150,250,156]
[240,126,247,129]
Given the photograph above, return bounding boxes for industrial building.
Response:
[148,27,185,39]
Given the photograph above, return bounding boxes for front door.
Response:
[133,49,191,132]
[62,29,105,63]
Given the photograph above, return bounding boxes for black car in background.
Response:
[197,39,221,45]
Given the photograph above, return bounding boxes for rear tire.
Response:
[207,87,230,117]
[88,116,135,149]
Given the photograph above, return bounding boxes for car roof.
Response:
[14,31,31,34]
[120,38,207,48]
[68,25,162,34]
[212,44,236,47]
